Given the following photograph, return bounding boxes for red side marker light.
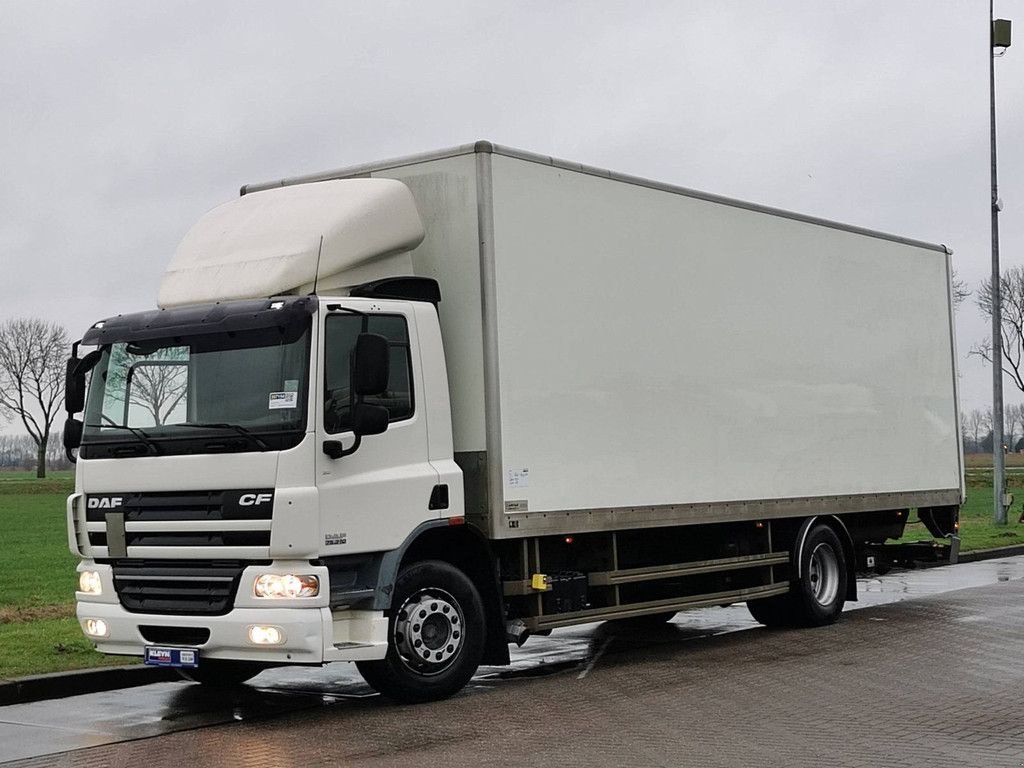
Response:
[564,536,575,545]
[448,516,465,526]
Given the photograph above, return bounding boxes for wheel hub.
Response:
[808,542,840,606]
[393,589,464,672]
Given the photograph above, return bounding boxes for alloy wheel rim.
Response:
[393,587,464,675]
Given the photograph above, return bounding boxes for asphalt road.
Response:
[3,557,1024,767]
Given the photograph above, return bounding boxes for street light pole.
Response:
[990,3,1011,525]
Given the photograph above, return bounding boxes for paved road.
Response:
[3,559,1024,767]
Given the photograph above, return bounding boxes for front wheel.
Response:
[357,560,485,703]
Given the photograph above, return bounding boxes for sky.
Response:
[2,0,1023,434]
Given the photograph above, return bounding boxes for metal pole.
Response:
[990,0,1007,525]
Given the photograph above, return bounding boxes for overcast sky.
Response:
[2,1,1023,434]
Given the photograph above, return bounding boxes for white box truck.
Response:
[64,142,963,702]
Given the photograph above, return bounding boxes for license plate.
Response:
[144,646,199,668]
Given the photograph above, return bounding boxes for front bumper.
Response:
[74,561,387,663]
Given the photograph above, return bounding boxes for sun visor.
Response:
[158,178,426,308]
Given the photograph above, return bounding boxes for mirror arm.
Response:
[323,435,361,460]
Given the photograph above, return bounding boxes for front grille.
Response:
[112,560,257,615]
[86,490,273,557]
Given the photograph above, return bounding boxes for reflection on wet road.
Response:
[2,556,1023,764]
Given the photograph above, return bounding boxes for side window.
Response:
[324,314,414,434]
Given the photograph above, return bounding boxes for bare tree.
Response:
[0,318,69,477]
[974,266,1024,394]
[952,270,969,310]
[965,408,991,454]
[1007,402,1024,452]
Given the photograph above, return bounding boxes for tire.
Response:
[178,660,266,686]
[746,594,796,628]
[789,523,847,627]
[357,560,486,704]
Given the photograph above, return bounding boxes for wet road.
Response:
[2,556,1024,766]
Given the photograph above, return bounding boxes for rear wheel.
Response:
[178,660,266,687]
[748,522,847,628]
[357,560,485,703]
[789,523,847,627]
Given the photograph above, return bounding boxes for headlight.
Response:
[253,573,319,599]
[79,570,102,595]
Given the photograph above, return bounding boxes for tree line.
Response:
[0,433,71,471]
[962,405,1024,454]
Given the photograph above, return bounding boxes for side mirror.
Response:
[322,404,390,460]
[65,349,101,414]
[65,358,86,414]
[352,403,389,436]
[323,333,392,461]
[63,417,83,453]
[352,333,390,396]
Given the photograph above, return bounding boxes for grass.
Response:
[907,452,1024,550]
[0,471,128,679]
[898,483,1024,550]
[0,619,125,678]
[1,462,1021,679]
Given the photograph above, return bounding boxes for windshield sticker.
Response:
[283,379,299,392]
[269,391,298,410]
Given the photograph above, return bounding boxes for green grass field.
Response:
[0,471,128,678]
[1,463,1021,679]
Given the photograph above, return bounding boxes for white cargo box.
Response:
[244,143,963,538]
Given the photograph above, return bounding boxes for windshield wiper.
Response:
[84,423,162,455]
[172,423,271,451]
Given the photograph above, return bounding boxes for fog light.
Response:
[79,570,102,595]
[83,618,108,638]
[248,625,285,645]
[254,573,319,599]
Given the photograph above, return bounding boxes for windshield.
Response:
[81,322,311,458]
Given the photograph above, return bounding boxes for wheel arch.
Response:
[374,520,509,666]
[793,515,857,602]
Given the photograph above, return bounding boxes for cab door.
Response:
[315,301,439,555]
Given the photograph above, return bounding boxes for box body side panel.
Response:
[488,154,959,533]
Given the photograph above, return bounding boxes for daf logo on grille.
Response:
[87,497,124,509]
[239,493,273,506]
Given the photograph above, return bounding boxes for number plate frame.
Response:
[144,646,200,668]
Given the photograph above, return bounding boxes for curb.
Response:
[2,545,1024,707]
[0,664,180,707]
[956,543,1024,563]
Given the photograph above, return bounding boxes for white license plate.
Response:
[144,646,199,668]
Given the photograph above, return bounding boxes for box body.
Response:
[253,143,963,539]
